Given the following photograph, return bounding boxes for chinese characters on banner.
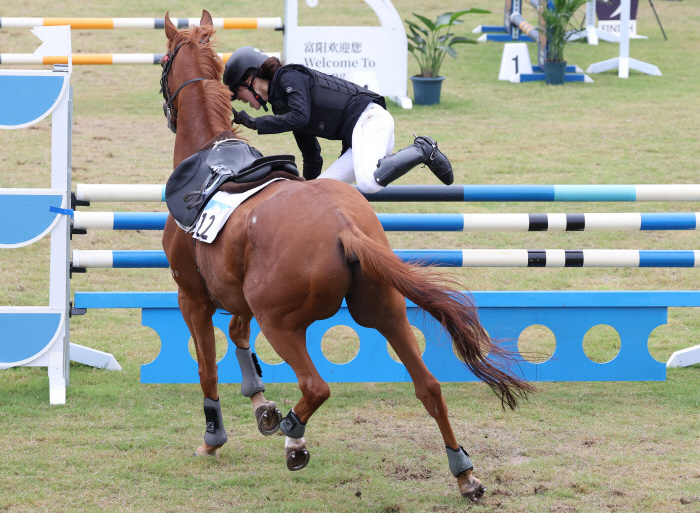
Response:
[300,40,376,77]
[284,0,412,107]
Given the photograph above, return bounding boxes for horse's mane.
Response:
[167,25,240,138]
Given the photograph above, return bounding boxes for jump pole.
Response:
[74,183,700,203]
[72,211,700,233]
[71,249,700,269]
[0,17,282,30]
[0,52,282,66]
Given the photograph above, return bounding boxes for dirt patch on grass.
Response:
[391,464,433,481]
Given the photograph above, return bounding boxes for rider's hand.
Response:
[231,107,257,130]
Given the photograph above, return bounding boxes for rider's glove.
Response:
[232,108,257,130]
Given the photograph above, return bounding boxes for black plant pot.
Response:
[544,61,567,85]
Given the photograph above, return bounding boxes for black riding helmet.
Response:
[223,46,270,111]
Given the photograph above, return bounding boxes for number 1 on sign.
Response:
[512,55,519,74]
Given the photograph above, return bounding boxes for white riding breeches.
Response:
[317,103,395,194]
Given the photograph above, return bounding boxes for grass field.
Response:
[1,0,700,511]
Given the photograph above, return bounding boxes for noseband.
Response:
[160,40,208,123]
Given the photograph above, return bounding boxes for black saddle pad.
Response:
[165,140,299,227]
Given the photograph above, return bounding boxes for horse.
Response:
[159,10,534,501]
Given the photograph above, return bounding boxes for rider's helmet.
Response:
[223,46,270,111]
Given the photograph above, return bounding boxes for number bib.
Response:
[191,178,288,243]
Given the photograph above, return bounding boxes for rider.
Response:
[222,46,453,193]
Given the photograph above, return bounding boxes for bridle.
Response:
[159,40,208,127]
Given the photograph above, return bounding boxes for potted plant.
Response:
[540,0,588,85]
[406,9,489,105]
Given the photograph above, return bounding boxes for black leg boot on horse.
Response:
[373,135,454,187]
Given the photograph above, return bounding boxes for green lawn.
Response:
[1,0,700,511]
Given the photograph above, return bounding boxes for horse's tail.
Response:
[338,226,535,410]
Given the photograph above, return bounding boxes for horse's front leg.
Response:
[228,314,282,435]
[178,292,227,458]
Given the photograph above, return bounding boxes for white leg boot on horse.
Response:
[228,314,282,435]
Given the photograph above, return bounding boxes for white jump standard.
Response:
[0,26,120,405]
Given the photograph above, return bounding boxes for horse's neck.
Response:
[172,87,227,168]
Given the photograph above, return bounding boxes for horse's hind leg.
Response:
[228,314,282,435]
[346,286,486,501]
[382,321,485,500]
[254,324,331,472]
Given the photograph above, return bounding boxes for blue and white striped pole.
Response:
[365,185,700,202]
[74,184,700,203]
[73,212,700,232]
[71,249,700,269]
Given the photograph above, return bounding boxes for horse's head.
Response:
[160,10,236,163]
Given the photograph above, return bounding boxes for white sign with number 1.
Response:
[498,43,533,81]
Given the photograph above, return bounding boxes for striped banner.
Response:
[0,17,282,29]
[71,249,700,269]
[74,184,700,202]
[72,211,700,232]
[0,52,280,65]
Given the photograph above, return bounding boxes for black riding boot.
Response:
[373,135,453,187]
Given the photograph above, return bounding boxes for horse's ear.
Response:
[164,12,178,41]
[200,10,213,29]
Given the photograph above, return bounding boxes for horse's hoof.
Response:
[461,485,486,502]
[255,402,283,436]
[458,471,486,501]
[285,447,310,471]
[193,443,221,460]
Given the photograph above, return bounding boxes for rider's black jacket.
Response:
[254,64,385,180]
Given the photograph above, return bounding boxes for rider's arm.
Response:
[255,71,311,134]
[293,131,323,180]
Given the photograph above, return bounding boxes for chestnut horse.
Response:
[160,11,533,500]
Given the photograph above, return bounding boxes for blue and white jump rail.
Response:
[72,211,700,233]
[0,27,119,405]
[73,183,700,203]
[70,249,700,269]
[73,290,700,383]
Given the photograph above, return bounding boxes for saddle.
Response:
[166,136,300,227]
